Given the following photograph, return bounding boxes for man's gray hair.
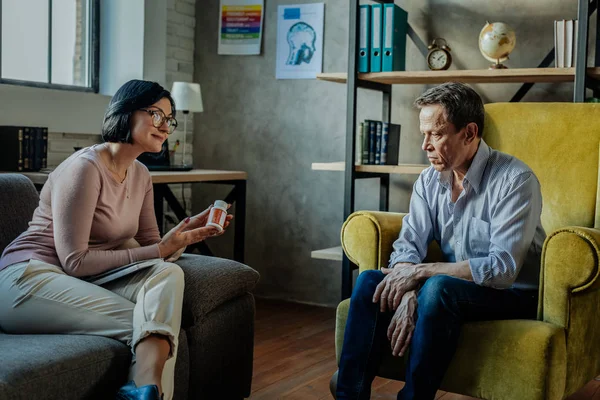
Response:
[414,82,485,137]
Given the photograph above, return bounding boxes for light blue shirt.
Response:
[389,140,546,290]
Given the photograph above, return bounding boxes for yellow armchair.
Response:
[333,103,600,400]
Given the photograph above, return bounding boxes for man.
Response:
[336,82,546,400]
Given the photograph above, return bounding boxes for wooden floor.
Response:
[249,298,600,400]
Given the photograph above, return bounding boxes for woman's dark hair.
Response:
[414,82,485,137]
[102,79,176,143]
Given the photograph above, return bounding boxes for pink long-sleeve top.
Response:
[0,145,162,276]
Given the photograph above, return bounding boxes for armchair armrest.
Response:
[341,211,444,273]
[341,211,407,273]
[540,226,600,326]
[541,226,600,395]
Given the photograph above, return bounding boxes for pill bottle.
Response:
[207,200,228,232]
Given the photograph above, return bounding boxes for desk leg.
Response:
[154,184,165,236]
[234,180,246,263]
[160,184,214,257]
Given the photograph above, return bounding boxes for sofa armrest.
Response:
[541,226,600,395]
[175,254,259,326]
[341,211,407,273]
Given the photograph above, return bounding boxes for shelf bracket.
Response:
[357,79,391,92]
[575,0,591,102]
[407,24,429,59]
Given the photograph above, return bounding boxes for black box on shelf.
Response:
[385,123,401,165]
[0,126,48,172]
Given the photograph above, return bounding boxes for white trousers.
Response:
[0,259,185,400]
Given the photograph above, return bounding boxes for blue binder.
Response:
[382,4,408,72]
[358,5,371,73]
[370,4,383,73]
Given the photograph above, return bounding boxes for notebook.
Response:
[137,139,192,171]
[83,258,163,285]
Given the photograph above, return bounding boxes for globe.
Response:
[478,21,516,69]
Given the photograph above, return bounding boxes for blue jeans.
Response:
[336,270,538,400]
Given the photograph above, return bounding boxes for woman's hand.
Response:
[161,204,235,259]
[165,246,186,262]
[158,217,219,259]
[183,204,234,236]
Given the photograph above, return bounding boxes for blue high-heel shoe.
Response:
[116,380,163,400]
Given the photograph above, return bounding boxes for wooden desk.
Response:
[149,169,247,184]
[8,169,248,263]
[12,169,248,185]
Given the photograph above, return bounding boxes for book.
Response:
[382,4,408,72]
[555,20,565,68]
[361,121,369,164]
[381,122,389,164]
[0,126,26,171]
[554,19,578,68]
[23,127,32,171]
[367,120,376,164]
[385,123,401,165]
[375,121,382,165]
[573,20,579,67]
[566,20,574,68]
[83,258,164,285]
[356,122,363,165]
[41,127,48,169]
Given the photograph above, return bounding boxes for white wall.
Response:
[99,0,145,96]
[144,0,168,86]
[0,84,110,134]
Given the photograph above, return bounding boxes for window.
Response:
[0,0,99,92]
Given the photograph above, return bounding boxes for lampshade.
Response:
[171,82,203,113]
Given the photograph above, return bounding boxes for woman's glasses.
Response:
[140,108,178,134]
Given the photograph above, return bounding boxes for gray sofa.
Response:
[0,173,260,400]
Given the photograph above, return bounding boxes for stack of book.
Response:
[0,126,48,172]
[355,120,401,166]
[554,19,578,68]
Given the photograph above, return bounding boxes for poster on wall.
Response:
[275,3,324,79]
[218,0,264,55]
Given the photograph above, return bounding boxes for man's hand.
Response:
[373,264,420,312]
[387,290,417,357]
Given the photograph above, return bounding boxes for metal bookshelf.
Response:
[316,0,600,300]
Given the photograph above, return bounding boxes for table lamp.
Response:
[170,82,204,166]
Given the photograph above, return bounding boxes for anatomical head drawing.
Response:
[286,22,316,65]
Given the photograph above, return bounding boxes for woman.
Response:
[0,80,232,400]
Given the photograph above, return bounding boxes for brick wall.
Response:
[164,0,196,229]
[166,0,196,167]
[47,132,101,168]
